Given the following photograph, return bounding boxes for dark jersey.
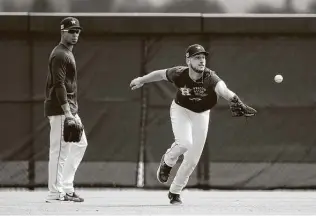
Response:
[166,66,221,113]
[44,43,78,117]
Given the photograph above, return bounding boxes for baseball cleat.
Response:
[45,194,72,203]
[157,154,172,184]
[168,191,182,205]
[66,192,84,202]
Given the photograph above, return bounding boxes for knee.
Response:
[79,132,88,147]
[183,158,199,169]
[79,139,88,147]
[175,138,192,152]
[177,159,199,176]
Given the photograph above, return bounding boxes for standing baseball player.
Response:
[44,17,87,203]
[130,44,256,204]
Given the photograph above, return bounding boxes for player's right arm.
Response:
[130,66,184,90]
[51,53,73,118]
[130,69,168,90]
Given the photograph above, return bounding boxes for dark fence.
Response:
[1,13,316,189]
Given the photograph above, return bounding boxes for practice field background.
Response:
[2,13,316,190]
[2,12,316,216]
[0,189,316,215]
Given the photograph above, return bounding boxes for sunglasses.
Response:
[62,29,81,34]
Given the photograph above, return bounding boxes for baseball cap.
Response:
[60,17,83,31]
[185,44,209,58]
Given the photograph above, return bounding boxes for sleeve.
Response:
[165,66,186,83]
[204,68,222,90]
[51,53,69,105]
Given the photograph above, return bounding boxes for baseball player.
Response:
[130,44,256,204]
[44,17,87,203]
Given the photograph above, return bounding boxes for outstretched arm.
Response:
[130,69,167,90]
[214,80,236,101]
[214,80,257,117]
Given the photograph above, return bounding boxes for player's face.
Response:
[62,28,81,45]
[188,54,206,73]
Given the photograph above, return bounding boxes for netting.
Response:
[1,31,316,189]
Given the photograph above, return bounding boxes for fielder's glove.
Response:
[229,95,257,117]
[63,117,84,142]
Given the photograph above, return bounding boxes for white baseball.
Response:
[274,74,283,83]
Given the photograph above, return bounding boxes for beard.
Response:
[190,64,204,74]
[65,38,78,46]
[70,40,78,45]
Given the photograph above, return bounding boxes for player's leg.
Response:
[46,115,70,202]
[169,109,210,203]
[62,114,87,202]
[157,100,193,183]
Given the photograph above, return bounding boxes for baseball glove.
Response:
[229,95,257,117]
[63,117,84,142]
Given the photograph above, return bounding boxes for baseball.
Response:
[274,74,283,83]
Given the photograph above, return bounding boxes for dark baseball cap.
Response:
[60,17,83,31]
[185,44,209,58]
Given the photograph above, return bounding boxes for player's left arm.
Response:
[215,81,257,117]
[205,67,240,101]
[210,72,257,117]
[203,69,235,100]
[214,81,236,101]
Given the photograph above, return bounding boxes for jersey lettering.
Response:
[165,66,221,112]
[193,87,207,97]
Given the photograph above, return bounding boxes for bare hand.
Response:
[130,77,144,90]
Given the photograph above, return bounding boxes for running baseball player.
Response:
[130,44,257,205]
[44,17,87,203]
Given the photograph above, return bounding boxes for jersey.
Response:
[166,66,221,113]
[44,43,78,117]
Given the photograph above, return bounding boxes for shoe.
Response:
[66,192,84,202]
[168,191,182,205]
[45,194,71,203]
[157,154,172,184]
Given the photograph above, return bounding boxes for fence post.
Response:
[27,13,35,190]
[136,37,149,188]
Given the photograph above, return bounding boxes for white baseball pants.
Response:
[47,114,87,199]
[164,100,210,194]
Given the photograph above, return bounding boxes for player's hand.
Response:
[130,77,144,90]
[230,96,257,117]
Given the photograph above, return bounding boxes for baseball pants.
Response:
[164,100,210,194]
[47,114,88,199]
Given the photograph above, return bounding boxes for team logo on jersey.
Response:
[180,86,191,96]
